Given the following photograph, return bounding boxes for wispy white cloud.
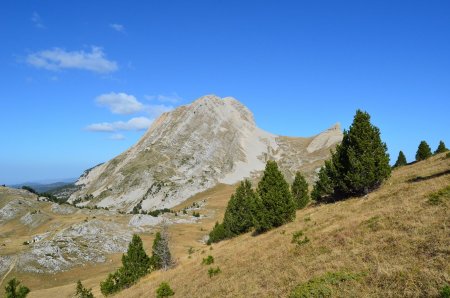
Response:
[31,12,45,29]
[86,117,153,132]
[26,46,118,73]
[110,23,125,33]
[96,92,144,115]
[109,133,125,140]
[145,93,182,104]
[145,104,174,117]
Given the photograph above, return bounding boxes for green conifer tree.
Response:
[121,234,151,283]
[312,110,391,201]
[150,232,163,269]
[394,151,407,167]
[100,234,150,296]
[311,160,336,202]
[5,278,30,298]
[255,160,296,233]
[291,172,309,209]
[208,222,230,244]
[222,180,257,235]
[416,141,432,161]
[434,140,448,154]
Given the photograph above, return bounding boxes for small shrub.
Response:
[440,284,450,298]
[23,241,29,245]
[4,278,30,298]
[187,246,194,255]
[292,230,310,246]
[208,267,221,278]
[192,211,200,217]
[156,282,175,298]
[75,280,94,298]
[202,255,214,265]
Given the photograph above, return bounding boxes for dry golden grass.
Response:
[23,154,450,297]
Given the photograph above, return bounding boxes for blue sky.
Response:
[1,0,449,184]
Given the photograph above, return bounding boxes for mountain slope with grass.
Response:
[116,153,449,298]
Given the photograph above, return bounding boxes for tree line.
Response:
[210,109,448,242]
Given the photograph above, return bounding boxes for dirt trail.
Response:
[0,256,17,285]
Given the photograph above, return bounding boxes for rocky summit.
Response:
[69,95,343,212]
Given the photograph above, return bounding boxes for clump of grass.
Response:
[290,271,362,298]
[187,246,194,255]
[292,230,310,246]
[208,267,221,278]
[202,255,214,265]
[427,185,450,205]
[361,215,381,231]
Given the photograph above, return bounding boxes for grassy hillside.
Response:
[28,153,449,297]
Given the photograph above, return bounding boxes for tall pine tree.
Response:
[312,110,391,201]
[222,180,257,235]
[394,151,407,167]
[291,171,309,209]
[255,160,296,233]
[416,141,432,161]
[100,234,150,295]
[434,140,448,154]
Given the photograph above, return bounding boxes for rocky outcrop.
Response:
[69,95,343,212]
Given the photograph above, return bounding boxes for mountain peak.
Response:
[70,96,342,212]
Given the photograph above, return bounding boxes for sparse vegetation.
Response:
[416,140,432,161]
[75,280,94,298]
[291,171,309,209]
[290,271,361,298]
[156,282,175,298]
[4,278,30,298]
[312,110,391,202]
[202,255,214,265]
[427,185,450,205]
[208,267,221,278]
[291,230,310,246]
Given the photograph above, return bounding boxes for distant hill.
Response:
[10,180,76,194]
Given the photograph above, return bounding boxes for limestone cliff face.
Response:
[69,95,342,212]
